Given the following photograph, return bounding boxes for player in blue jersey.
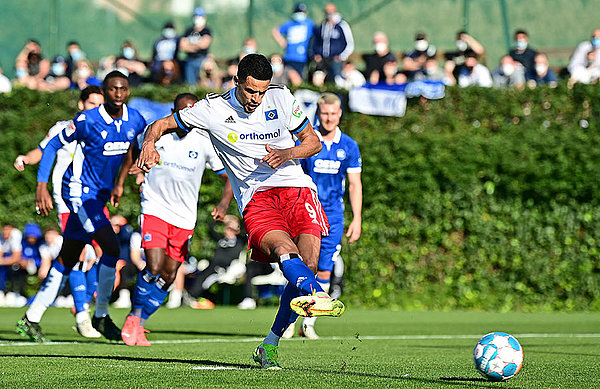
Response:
[288,92,362,339]
[25,71,146,342]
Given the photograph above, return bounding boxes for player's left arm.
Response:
[211,172,233,221]
[346,171,362,243]
[262,121,322,168]
[111,144,135,207]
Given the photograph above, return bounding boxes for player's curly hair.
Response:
[236,53,273,82]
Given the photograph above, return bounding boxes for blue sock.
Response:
[279,255,324,295]
[133,270,158,315]
[141,277,169,322]
[85,263,98,304]
[270,282,301,337]
[69,269,87,314]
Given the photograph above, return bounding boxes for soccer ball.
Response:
[473,332,524,381]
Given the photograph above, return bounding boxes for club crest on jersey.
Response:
[336,149,346,159]
[189,150,199,159]
[265,109,278,121]
[144,233,152,242]
[127,129,135,140]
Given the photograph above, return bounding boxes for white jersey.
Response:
[175,85,317,214]
[39,120,76,214]
[138,129,225,230]
[0,228,22,255]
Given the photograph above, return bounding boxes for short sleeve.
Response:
[280,87,309,135]
[279,21,291,35]
[174,98,211,133]
[130,232,142,251]
[205,144,225,173]
[39,121,68,150]
[9,230,23,252]
[346,140,362,173]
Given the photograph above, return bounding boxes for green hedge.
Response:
[1,84,599,311]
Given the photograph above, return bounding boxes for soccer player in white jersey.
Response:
[112,93,233,346]
[14,86,105,340]
[137,53,345,369]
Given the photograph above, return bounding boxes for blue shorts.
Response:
[63,199,110,243]
[318,214,344,272]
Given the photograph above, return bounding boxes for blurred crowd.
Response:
[1,3,599,96]
[0,215,288,310]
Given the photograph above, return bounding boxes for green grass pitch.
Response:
[0,307,599,388]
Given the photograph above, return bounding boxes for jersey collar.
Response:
[99,104,129,124]
[228,87,247,113]
[317,126,341,148]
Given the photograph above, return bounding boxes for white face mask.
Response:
[51,63,65,76]
[502,63,515,76]
[326,12,341,24]
[163,28,176,39]
[122,47,135,60]
[374,42,388,54]
[271,62,284,73]
[70,49,84,61]
[292,12,306,22]
[415,39,428,51]
[515,39,528,50]
[456,40,468,52]
[425,66,436,75]
[535,64,548,75]
[77,67,91,79]
[194,16,206,28]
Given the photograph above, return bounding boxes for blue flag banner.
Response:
[128,97,173,124]
[349,84,407,117]
[405,80,445,99]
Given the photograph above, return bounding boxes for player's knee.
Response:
[160,271,176,286]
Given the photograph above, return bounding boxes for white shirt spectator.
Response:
[0,73,12,93]
[458,64,493,87]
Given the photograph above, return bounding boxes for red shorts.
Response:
[243,187,329,263]
[141,214,193,263]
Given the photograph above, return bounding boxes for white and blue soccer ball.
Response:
[473,332,524,381]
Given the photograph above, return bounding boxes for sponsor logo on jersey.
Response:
[227,129,281,143]
[265,109,278,121]
[225,115,236,123]
[314,159,341,174]
[103,141,130,156]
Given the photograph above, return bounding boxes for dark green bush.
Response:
[1,84,598,311]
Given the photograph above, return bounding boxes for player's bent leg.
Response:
[300,271,332,339]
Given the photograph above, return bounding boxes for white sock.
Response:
[263,331,281,346]
[26,266,64,323]
[76,310,90,325]
[94,264,116,318]
[169,289,182,305]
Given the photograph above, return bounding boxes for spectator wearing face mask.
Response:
[65,41,86,79]
[526,53,557,88]
[403,32,437,80]
[151,21,180,81]
[272,3,314,79]
[180,7,212,85]
[44,56,71,91]
[310,2,354,83]
[362,31,397,84]
[444,31,485,80]
[71,59,102,90]
[415,58,451,85]
[568,28,600,77]
[335,60,366,89]
[270,53,302,87]
[568,49,600,85]
[14,40,51,91]
[492,55,525,88]
[116,41,147,87]
[509,30,537,75]
[455,51,492,88]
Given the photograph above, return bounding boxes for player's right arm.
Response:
[14,148,42,171]
[137,114,179,173]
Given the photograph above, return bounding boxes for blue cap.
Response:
[294,3,307,12]
[24,223,42,239]
[193,7,205,16]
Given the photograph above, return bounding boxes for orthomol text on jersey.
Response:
[227,129,281,143]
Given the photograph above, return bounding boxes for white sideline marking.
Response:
[1,333,599,347]
[191,366,241,370]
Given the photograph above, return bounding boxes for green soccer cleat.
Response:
[92,315,122,341]
[253,343,282,370]
[290,292,345,318]
[16,315,48,343]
